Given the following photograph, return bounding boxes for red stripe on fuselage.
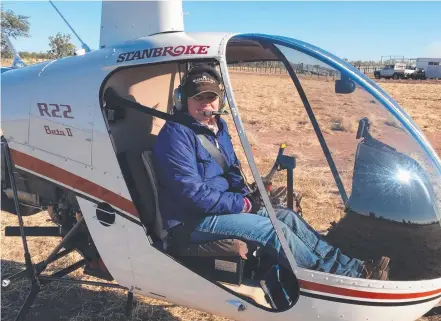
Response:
[299,280,441,300]
[10,149,139,217]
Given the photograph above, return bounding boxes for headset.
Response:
[173,64,226,112]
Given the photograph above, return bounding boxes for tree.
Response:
[48,33,75,59]
[1,6,30,58]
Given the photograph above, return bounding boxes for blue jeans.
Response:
[190,208,364,278]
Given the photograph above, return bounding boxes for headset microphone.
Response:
[202,110,228,117]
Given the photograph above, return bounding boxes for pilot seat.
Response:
[121,148,253,286]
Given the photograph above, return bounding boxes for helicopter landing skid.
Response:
[1,138,135,321]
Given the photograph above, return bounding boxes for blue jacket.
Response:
[152,112,248,230]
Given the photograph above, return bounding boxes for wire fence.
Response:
[228,63,342,80]
[353,65,385,74]
[228,62,389,79]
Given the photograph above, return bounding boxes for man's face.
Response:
[187,92,220,123]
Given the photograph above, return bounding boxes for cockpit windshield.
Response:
[226,39,441,281]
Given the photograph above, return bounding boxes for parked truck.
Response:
[403,66,426,80]
[374,63,407,79]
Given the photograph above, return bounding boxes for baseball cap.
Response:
[183,70,222,98]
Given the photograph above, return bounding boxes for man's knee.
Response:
[274,208,301,221]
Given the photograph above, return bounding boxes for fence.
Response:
[353,65,384,74]
[228,64,288,74]
[228,62,388,78]
[228,63,341,80]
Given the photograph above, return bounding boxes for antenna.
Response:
[48,0,91,52]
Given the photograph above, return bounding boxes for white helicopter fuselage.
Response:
[2,30,441,321]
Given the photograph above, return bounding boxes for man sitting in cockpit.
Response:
[152,64,390,280]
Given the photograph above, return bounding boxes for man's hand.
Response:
[243,190,263,213]
[249,192,263,213]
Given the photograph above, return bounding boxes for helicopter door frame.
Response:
[218,60,300,276]
[99,59,304,313]
[219,38,354,277]
[224,38,355,206]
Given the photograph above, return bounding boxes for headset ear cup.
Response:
[174,87,182,111]
[182,90,187,111]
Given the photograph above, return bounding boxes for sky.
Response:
[2,1,441,61]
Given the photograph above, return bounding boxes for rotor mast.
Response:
[99,0,184,49]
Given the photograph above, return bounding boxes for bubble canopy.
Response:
[224,34,441,281]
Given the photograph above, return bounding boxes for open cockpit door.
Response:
[223,34,441,282]
[99,58,302,313]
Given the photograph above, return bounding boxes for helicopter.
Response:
[1,1,441,321]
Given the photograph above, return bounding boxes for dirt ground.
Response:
[2,71,441,320]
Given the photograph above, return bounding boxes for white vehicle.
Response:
[416,58,441,79]
[374,63,407,79]
[2,1,441,321]
[404,66,426,80]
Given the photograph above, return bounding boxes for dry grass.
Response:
[2,71,441,320]
[1,58,47,66]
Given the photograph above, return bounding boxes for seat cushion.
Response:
[119,149,156,227]
[169,239,249,260]
[141,150,168,240]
